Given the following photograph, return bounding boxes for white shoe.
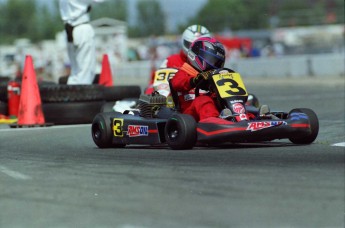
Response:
[219,108,233,119]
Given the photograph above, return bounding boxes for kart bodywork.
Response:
[92,68,319,150]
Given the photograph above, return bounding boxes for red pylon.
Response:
[16,55,46,126]
[99,54,113,87]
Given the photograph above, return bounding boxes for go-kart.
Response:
[91,68,319,150]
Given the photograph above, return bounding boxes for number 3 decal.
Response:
[217,78,247,96]
[213,73,248,98]
[113,118,123,137]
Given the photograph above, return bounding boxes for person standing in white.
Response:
[59,0,103,85]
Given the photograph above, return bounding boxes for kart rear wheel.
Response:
[165,114,197,150]
[288,108,319,144]
[92,112,125,148]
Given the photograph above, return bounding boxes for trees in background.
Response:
[130,0,165,37]
[0,0,165,43]
[186,0,344,33]
[0,0,343,44]
[90,0,127,22]
[0,0,53,43]
[185,0,272,32]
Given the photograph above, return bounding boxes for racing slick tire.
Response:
[0,101,7,115]
[39,84,104,102]
[288,108,319,144]
[0,79,9,102]
[92,112,125,148]
[43,101,104,125]
[102,86,141,101]
[165,114,197,150]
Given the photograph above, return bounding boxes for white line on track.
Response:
[0,124,90,132]
[0,165,32,180]
[331,142,345,147]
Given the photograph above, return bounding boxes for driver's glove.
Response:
[190,70,213,88]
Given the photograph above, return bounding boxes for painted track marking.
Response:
[331,142,345,147]
[0,165,32,180]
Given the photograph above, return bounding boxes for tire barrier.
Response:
[102,85,141,101]
[39,84,105,102]
[0,77,142,124]
[43,101,105,125]
[0,101,7,115]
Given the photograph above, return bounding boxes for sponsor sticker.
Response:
[127,125,149,137]
[113,118,124,137]
[230,99,244,104]
[247,121,287,131]
[234,114,249,122]
[184,94,195,101]
[232,103,245,114]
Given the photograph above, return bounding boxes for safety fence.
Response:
[113,53,344,88]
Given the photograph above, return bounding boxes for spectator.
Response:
[59,0,103,84]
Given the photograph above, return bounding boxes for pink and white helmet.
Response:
[187,37,226,72]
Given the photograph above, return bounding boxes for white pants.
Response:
[67,23,96,85]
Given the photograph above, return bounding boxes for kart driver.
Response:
[144,24,210,94]
[170,36,229,123]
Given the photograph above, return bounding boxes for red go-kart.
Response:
[92,68,319,150]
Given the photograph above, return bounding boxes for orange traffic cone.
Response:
[98,54,113,87]
[13,55,47,127]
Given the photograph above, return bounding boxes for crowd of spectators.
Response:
[0,27,343,82]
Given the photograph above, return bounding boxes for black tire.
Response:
[0,81,8,102]
[40,84,104,102]
[102,86,141,101]
[100,102,115,112]
[59,74,100,85]
[0,101,7,115]
[0,76,10,83]
[92,112,125,148]
[42,101,104,125]
[0,79,56,102]
[288,108,319,144]
[58,75,68,85]
[165,114,197,150]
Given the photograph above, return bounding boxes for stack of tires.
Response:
[0,77,9,116]
[0,77,141,125]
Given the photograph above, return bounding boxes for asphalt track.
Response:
[0,77,344,228]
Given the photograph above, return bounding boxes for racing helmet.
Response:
[182,25,210,56]
[187,37,226,72]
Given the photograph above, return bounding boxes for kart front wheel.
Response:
[288,108,319,144]
[165,114,197,150]
[92,112,125,148]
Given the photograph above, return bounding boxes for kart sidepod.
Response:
[92,107,318,150]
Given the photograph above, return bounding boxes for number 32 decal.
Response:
[154,68,177,83]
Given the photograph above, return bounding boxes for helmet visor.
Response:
[199,49,225,69]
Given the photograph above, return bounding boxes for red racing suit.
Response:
[144,50,187,94]
[160,50,187,69]
[170,63,220,122]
